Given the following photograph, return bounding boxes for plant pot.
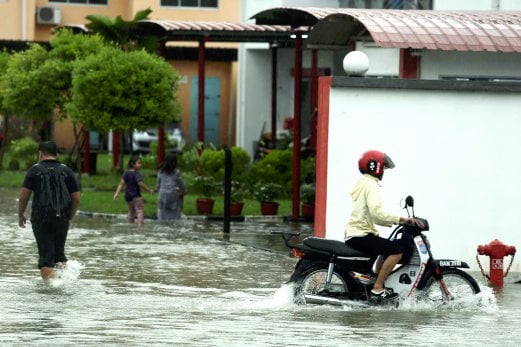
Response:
[230,201,244,216]
[196,198,215,215]
[260,201,279,216]
[301,202,315,219]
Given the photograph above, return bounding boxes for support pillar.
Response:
[197,37,208,143]
[292,33,303,220]
[399,48,420,79]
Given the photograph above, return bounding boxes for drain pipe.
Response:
[21,0,27,40]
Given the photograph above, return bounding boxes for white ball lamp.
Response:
[342,51,369,77]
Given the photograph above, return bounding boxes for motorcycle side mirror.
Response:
[405,195,414,208]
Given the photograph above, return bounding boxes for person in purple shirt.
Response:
[114,156,155,226]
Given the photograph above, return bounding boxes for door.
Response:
[190,76,221,146]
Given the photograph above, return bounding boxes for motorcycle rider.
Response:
[344,150,424,300]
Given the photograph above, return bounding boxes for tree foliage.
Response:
[85,8,158,53]
[66,47,181,132]
[0,30,106,122]
[0,50,9,112]
[1,44,59,121]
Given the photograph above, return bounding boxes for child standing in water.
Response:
[114,156,155,226]
[156,153,185,220]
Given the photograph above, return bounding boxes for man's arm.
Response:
[69,191,81,223]
[18,187,32,228]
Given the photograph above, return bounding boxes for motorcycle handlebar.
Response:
[402,217,429,232]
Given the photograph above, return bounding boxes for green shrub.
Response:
[7,136,39,170]
[178,142,209,175]
[200,147,225,180]
[249,149,292,190]
[252,182,283,202]
[231,181,246,202]
[300,183,316,204]
[229,146,251,182]
[190,175,220,198]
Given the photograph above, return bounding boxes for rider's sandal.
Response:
[370,288,398,300]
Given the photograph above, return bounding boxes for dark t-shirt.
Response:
[123,170,143,202]
[22,160,80,209]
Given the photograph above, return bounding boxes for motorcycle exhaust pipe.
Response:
[304,294,345,306]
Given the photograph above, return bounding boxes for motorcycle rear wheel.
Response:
[294,267,348,304]
[422,268,481,303]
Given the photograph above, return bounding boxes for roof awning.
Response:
[59,20,301,46]
[252,8,521,52]
[134,20,296,43]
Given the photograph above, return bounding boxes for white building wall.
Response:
[434,0,521,10]
[356,43,400,77]
[238,0,521,156]
[237,45,272,154]
[238,0,341,156]
[323,80,521,272]
[237,44,337,155]
[500,0,521,10]
[421,51,521,80]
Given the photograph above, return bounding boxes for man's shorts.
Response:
[31,210,69,268]
[345,234,404,258]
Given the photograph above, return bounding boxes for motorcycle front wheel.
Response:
[293,266,348,304]
[422,268,481,303]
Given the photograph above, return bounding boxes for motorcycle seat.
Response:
[303,237,369,258]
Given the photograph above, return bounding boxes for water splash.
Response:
[49,260,85,287]
[248,283,296,309]
[398,285,498,312]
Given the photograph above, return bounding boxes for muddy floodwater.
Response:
[1,188,520,346]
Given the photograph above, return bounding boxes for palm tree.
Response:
[85,8,160,171]
[85,8,158,53]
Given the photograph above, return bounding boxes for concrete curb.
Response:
[78,210,289,223]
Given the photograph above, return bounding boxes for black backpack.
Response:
[34,163,72,214]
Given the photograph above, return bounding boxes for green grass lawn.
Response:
[0,153,293,218]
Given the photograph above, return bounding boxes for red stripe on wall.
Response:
[315,76,333,238]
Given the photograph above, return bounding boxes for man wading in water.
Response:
[18,141,81,280]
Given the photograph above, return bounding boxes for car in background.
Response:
[132,123,185,154]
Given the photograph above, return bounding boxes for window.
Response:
[341,0,432,9]
[161,0,218,8]
[49,0,108,4]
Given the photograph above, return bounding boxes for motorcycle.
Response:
[275,196,481,307]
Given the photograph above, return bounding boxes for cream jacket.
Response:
[344,174,400,240]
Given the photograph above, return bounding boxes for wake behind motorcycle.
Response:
[275,196,481,307]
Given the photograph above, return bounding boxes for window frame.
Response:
[48,0,108,5]
[160,0,218,9]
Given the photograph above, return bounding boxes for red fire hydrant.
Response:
[477,239,516,287]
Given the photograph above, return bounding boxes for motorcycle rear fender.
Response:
[436,259,470,269]
[289,258,330,282]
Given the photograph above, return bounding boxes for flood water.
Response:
[1,187,520,346]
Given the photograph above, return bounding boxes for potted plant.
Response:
[191,175,220,214]
[300,183,316,219]
[230,186,245,216]
[253,182,283,215]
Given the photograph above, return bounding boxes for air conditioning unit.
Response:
[37,6,61,25]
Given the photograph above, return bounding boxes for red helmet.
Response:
[358,150,395,179]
